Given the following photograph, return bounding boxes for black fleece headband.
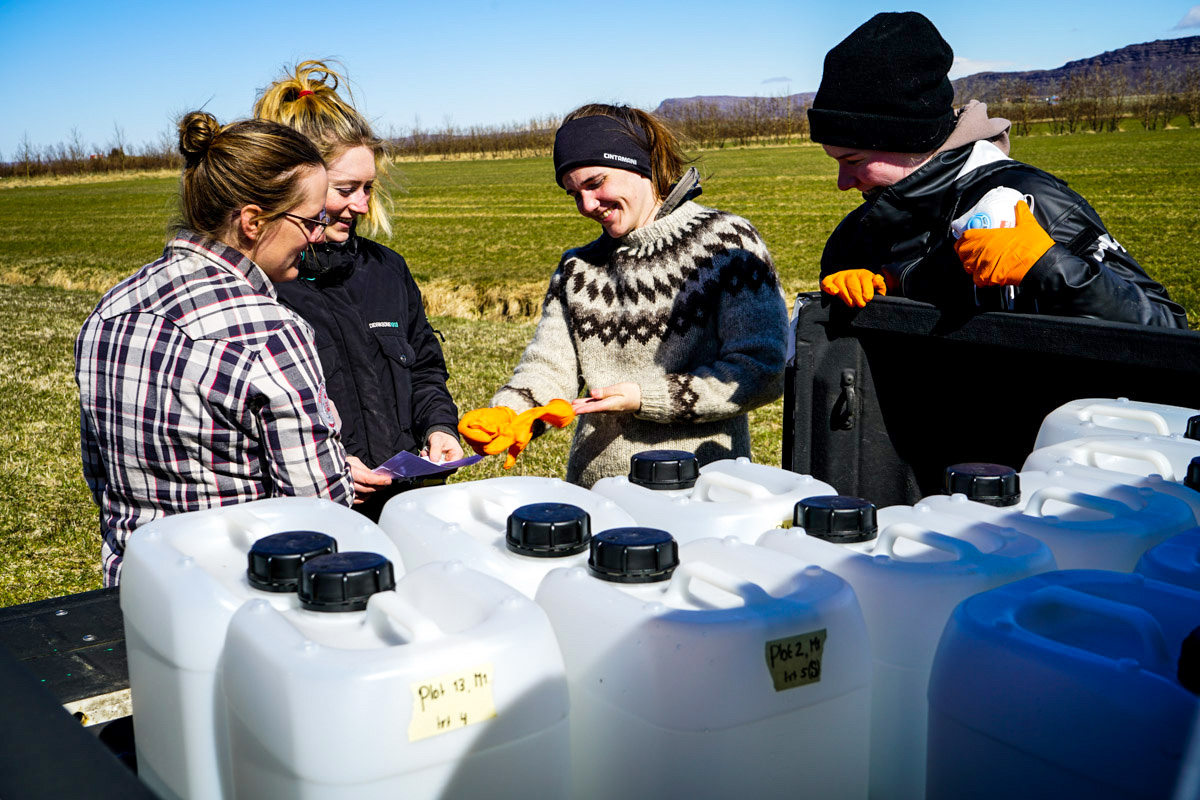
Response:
[553,116,653,187]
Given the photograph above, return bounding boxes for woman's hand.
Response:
[422,431,464,464]
[571,382,642,415]
[344,455,392,505]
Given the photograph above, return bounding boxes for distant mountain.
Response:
[656,92,817,117]
[654,35,1200,114]
[953,35,1200,99]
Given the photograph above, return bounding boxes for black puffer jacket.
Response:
[820,140,1187,328]
[275,234,459,474]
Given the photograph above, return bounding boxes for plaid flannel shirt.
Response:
[75,232,353,586]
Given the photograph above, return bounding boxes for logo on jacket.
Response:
[369,321,400,329]
[1092,234,1126,263]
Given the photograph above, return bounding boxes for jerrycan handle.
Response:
[366,591,443,643]
[1017,584,1171,671]
[1078,403,1172,437]
[468,493,514,528]
[1023,487,1136,519]
[663,561,772,606]
[221,504,288,546]
[691,469,772,502]
[1072,440,1177,480]
[874,522,985,562]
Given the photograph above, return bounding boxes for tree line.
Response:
[960,64,1200,136]
[5,65,1200,180]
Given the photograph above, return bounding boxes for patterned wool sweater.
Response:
[493,200,788,487]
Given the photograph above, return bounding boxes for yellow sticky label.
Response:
[765,629,827,692]
[408,662,497,742]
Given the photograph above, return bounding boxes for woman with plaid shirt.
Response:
[75,112,354,586]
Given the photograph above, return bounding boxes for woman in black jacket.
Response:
[808,12,1187,329]
[255,61,462,519]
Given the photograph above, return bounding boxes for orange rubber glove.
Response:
[821,269,888,308]
[954,201,1055,287]
[458,400,576,469]
[502,399,575,468]
[459,406,518,456]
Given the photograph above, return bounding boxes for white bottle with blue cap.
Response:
[950,186,1030,239]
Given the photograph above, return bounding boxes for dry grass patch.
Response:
[421,279,549,319]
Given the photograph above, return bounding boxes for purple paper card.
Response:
[372,451,482,479]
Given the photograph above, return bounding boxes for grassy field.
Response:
[0,130,1196,605]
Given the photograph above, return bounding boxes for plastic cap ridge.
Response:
[944,463,1021,507]
[507,502,592,558]
[247,531,338,593]
[628,450,699,490]
[299,551,396,612]
[797,495,879,543]
[588,527,679,583]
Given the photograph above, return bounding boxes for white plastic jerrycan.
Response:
[1136,529,1200,592]
[922,462,1198,571]
[927,570,1200,800]
[591,450,837,543]
[222,554,570,800]
[1034,397,1200,450]
[378,476,635,597]
[761,497,1055,800]
[536,529,872,800]
[1023,436,1200,520]
[120,497,402,800]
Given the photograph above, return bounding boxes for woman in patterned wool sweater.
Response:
[486,104,789,487]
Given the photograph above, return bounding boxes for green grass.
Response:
[0,131,1196,604]
[0,286,106,605]
[6,129,1196,318]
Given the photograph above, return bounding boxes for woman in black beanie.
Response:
[809,11,1186,327]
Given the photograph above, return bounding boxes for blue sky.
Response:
[2,1,1199,158]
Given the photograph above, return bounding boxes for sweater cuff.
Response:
[636,380,672,421]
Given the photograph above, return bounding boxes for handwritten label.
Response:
[765,629,827,692]
[408,663,497,742]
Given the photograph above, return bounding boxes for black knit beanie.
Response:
[808,11,956,153]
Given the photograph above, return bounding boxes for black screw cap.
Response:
[1186,457,1200,492]
[247,531,338,593]
[1186,415,1200,442]
[629,450,699,490]
[943,463,1021,507]
[588,527,679,584]
[507,502,592,558]
[796,495,879,543]
[1179,625,1200,695]
[299,551,396,612]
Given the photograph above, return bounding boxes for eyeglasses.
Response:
[283,209,331,236]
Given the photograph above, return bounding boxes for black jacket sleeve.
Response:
[1006,176,1188,328]
[395,256,460,441]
